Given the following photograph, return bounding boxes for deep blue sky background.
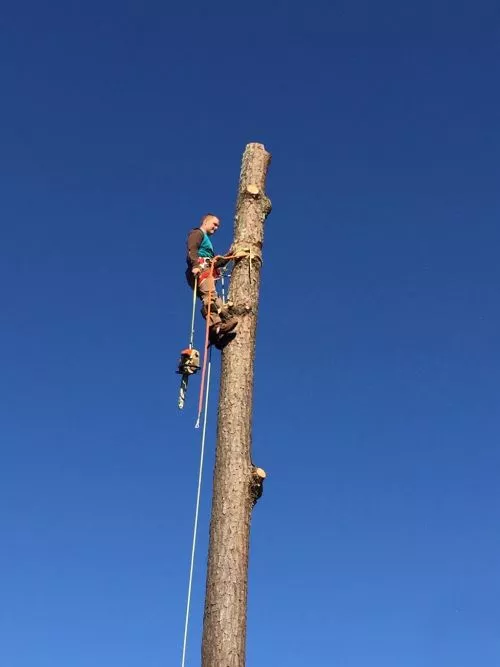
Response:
[1,1,499,665]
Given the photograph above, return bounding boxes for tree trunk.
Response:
[201,143,272,666]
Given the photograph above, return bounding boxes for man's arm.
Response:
[187,229,203,270]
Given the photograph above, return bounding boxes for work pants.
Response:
[186,269,223,329]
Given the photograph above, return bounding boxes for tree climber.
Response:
[185,214,238,347]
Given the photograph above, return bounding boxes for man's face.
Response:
[205,216,220,235]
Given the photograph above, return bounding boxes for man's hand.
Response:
[192,267,201,276]
[214,256,229,269]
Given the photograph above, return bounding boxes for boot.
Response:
[218,318,238,335]
[209,318,238,349]
[219,301,234,321]
[213,330,237,350]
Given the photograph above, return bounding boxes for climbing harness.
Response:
[197,256,221,284]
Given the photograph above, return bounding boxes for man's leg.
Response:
[198,275,223,328]
[198,275,238,341]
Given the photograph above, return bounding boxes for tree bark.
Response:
[201,143,272,666]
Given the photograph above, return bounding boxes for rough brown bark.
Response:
[201,143,272,667]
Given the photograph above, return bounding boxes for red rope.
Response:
[195,263,214,428]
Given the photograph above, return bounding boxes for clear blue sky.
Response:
[1,1,499,665]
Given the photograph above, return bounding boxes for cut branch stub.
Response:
[250,466,266,506]
[246,184,260,196]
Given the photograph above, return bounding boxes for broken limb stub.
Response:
[250,466,266,506]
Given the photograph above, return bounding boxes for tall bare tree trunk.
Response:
[201,143,272,666]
